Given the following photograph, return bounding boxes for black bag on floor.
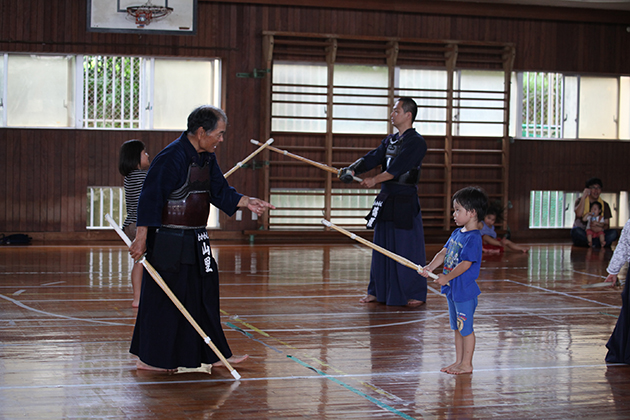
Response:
[0,234,32,245]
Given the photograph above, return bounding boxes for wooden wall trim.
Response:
[208,0,630,24]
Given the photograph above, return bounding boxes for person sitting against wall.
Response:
[571,177,618,248]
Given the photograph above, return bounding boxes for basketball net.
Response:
[126,1,173,28]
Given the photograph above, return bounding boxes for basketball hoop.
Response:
[126,1,173,28]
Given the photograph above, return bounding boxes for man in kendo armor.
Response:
[339,97,428,307]
[129,105,274,371]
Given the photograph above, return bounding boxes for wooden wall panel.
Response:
[508,139,630,238]
[1,0,629,239]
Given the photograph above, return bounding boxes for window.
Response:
[398,69,448,136]
[269,62,511,229]
[578,77,619,139]
[87,186,125,229]
[83,56,141,128]
[332,65,389,134]
[0,53,221,129]
[269,188,379,229]
[152,58,221,129]
[455,70,507,137]
[271,63,327,133]
[518,72,630,140]
[520,72,563,138]
[271,63,391,134]
[5,55,76,127]
[529,190,628,229]
[272,63,511,137]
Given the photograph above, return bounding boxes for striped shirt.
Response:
[123,169,147,228]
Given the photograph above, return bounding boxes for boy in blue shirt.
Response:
[419,186,488,375]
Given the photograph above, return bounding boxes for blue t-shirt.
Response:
[479,221,496,238]
[441,228,482,302]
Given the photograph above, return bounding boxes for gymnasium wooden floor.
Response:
[1,241,630,419]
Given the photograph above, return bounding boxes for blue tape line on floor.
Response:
[226,322,283,354]
[287,355,417,420]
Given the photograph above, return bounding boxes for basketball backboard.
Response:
[88,0,197,35]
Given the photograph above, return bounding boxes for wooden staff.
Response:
[250,139,362,182]
[581,280,618,289]
[321,219,439,280]
[223,138,274,178]
[105,214,241,380]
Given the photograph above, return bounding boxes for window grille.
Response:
[269,188,378,229]
[83,56,142,128]
[521,72,564,138]
[87,187,125,229]
[529,191,574,228]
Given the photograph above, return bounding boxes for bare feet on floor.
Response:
[132,300,139,308]
[443,363,473,375]
[136,359,176,372]
[359,294,377,304]
[212,354,249,367]
[440,362,459,373]
[407,299,425,307]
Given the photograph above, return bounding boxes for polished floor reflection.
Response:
[1,243,629,419]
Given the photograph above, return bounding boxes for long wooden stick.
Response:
[105,214,241,380]
[581,280,618,289]
[223,138,274,178]
[250,139,362,182]
[321,219,439,280]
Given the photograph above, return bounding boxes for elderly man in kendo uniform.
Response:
[129,105,274,371]
[339,97,428,307]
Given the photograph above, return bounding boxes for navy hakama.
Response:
[606,278,630,364]
[368,208,427,305]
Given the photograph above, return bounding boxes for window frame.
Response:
[0,52,221,130]
[516,71,629,141]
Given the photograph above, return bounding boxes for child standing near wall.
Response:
[118,140,150,308]
[419,186,488,375]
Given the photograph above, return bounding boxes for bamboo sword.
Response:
[105,214,241,380]
[250,139,362,182]
[320,219,439,280]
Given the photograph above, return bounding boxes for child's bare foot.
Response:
[132,300,139,308]
[440,362,459,372]
[446,363,473,375]
[136,359,176,372]
[360,294,377,303]
[213,354,249,367]
[601,241,606,247]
